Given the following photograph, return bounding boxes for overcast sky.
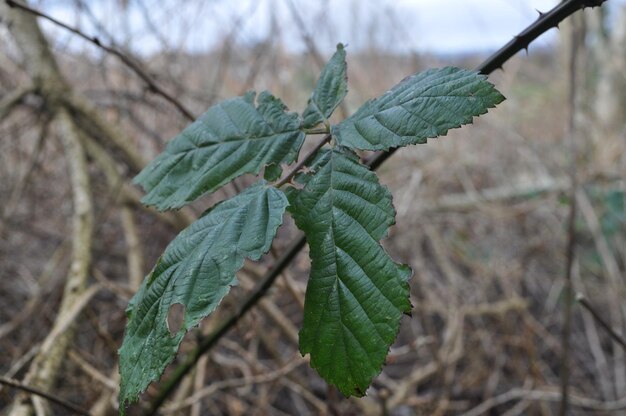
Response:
[42,0,625,56]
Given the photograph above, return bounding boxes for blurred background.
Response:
[0,0,625,415]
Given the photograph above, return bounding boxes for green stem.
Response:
[302,126,330,135]
[273,134,331,188]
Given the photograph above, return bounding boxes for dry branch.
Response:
[577,294,626,351]
[0,376,91,416]
[461,387,626,416]
[8,110,94,416]
[0,85,33,119]
[5,0,196,121]
[162,357,305,413]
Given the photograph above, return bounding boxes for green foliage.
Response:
[118,182,288,410]
[287,147,411,396]
[333,67,504,150]
[134,91,304,210]
[302,43,348,128]
[120,44,504,413]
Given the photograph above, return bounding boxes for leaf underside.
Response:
[333,66,505,151]
[118,182,288,410]
[134,91,304,210]
[287,147,411,397]
[302,43,348,129]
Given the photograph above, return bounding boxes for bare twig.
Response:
[0,85,32,119]
[120,206,144,291]
[239,274,299,345]
[559,12,582,415]
[577,294,626,351]
[0,242,69,341]
[5,0,196,121]
[0,376,91,416]
[283,0,325,68]
[37,284,102,357]
[460,387,626,416]
[8,108,94,416]
[576,187,626,397]
[2,116,49,225]
[162,357,305,413]
[68,350,118,391]
[79,133,194,230]
[65,94,148,174]
[574,262,613,399]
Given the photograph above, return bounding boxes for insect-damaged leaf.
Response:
[134,91,304,210]
[302,43,348,129]
[333,66,504,150]
[119,182,288,411]
[287,147,411,397]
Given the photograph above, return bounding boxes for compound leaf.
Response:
[119,182,288,411]
[302,43,348,129]
[287,147,411,397]
[333,66,504,150]
[134,91,304,210]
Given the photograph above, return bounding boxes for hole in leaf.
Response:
[166,303,185,336]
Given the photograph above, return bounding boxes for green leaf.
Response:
[333,66,505,150]
[134,91,304,210]
[287,147,411,397]
[118,182,288,411]
[302,43,348,129]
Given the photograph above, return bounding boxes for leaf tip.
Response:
[243,90,257,103]
[353,386,366,397]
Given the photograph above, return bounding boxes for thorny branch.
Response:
[142,0,610,413]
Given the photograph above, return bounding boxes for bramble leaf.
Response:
[134,91,304,210]
[287,147,411,397]
[302,43,348,129]
[333,66,504,150]
[119,182,288,411]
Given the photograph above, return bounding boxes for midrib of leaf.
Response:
[289,147,411,396]
[306,100,325,123]
[302,43,347,128]
[134,92,304,210]
[335,67,505,151]
[331,207,402,310]
[361,69,476,111]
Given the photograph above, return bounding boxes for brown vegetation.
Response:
[0,1,624,415]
